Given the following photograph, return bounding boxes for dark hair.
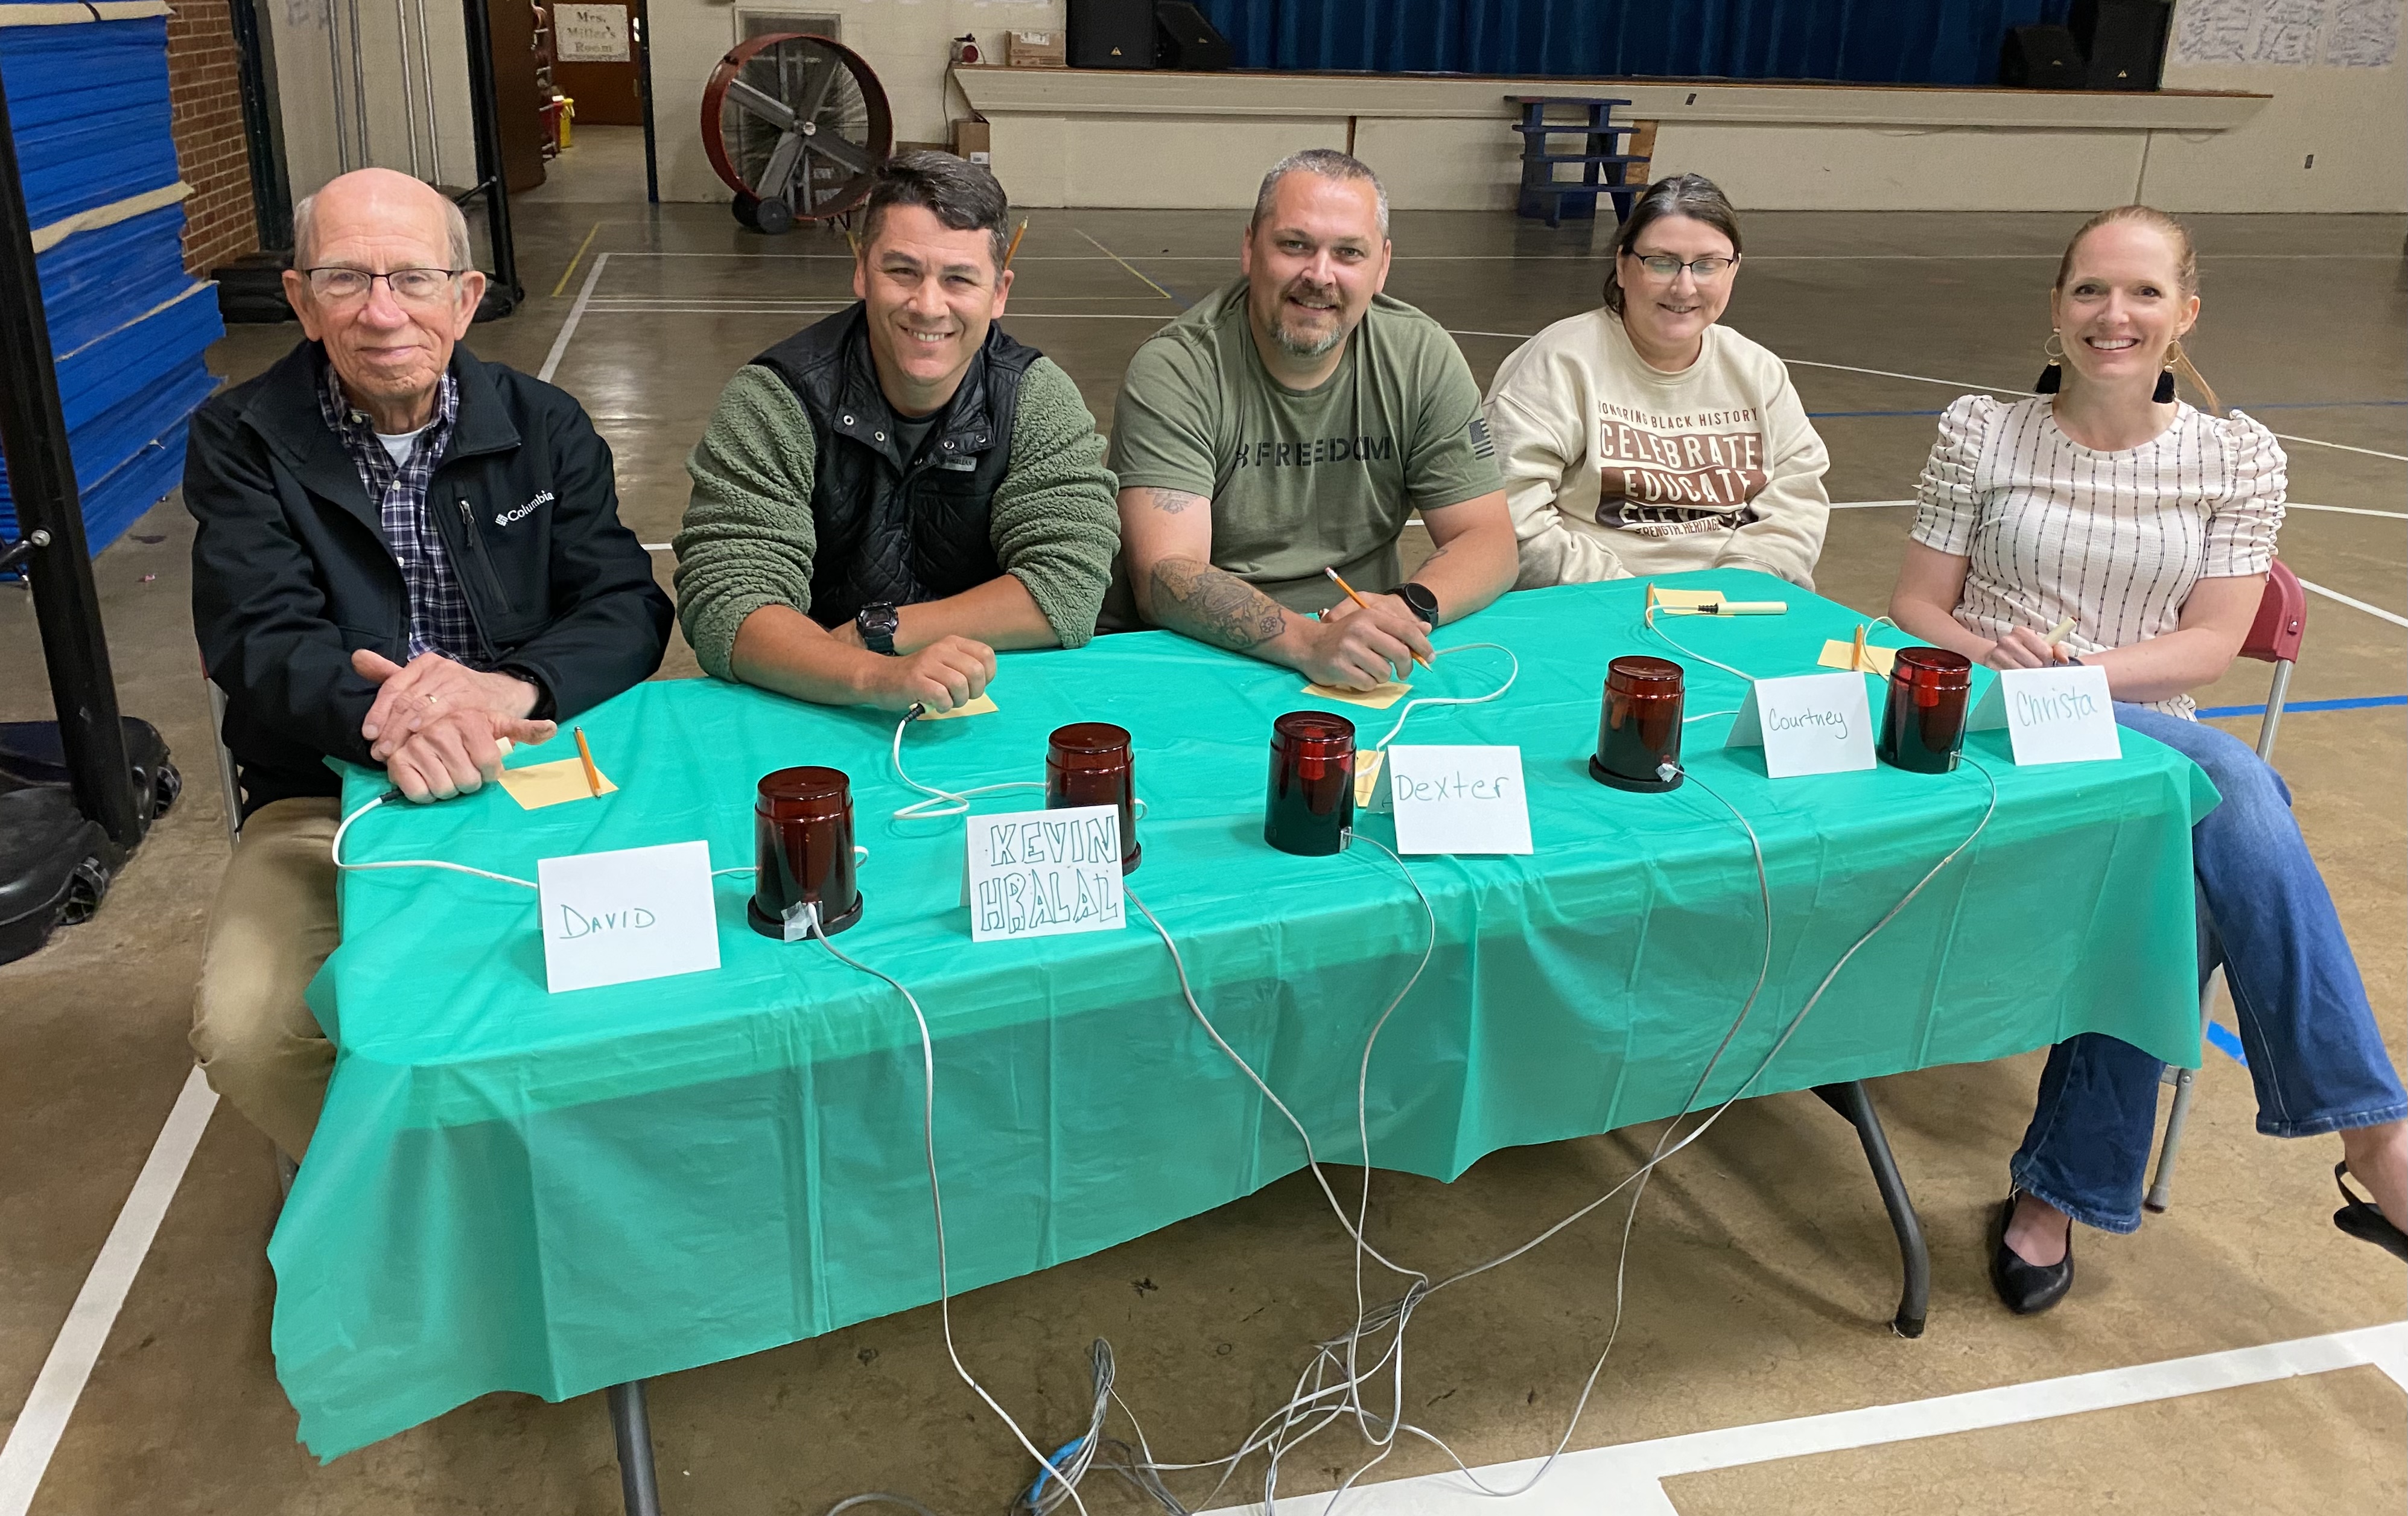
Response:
[860,150,1012,271]
[1601,174,1743,315]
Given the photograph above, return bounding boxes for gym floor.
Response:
[2,158,2402,1513]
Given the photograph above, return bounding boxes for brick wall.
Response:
[165,0,261,275]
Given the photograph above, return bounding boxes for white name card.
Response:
[537,839,720,994]
[1724,672,1877,779]
[1969,663,2121,766]
[965,805,1126,943]
[1386,745,1533,855]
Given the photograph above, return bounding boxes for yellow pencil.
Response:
[1852,623,1869,672]
[573,727,603,798]
[1323,566,1431,671]
[1002,218,1029,270]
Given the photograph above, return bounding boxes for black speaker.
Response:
[2000,24,2086,88]
[1155,1,1232,70]
[2071,0,2171,90]
[1069,0,1156,68]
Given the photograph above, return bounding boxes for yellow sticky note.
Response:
[1353,748,1385,809]
[1303,680,1412,710]
[498,756,618,809]
[1818,639,1898,677]
[921,693,999,721]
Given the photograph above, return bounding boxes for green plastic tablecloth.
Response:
[278,571,2215,1457]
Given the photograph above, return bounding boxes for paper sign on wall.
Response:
[1385,745,1532,855]
[553,1,631,61]
[537,839,720,993]
[1968,663,2121,766]
[1724,672,1876,778]
[964,805,1125,943]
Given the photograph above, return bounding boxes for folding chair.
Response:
[2144,558,2305,1211]
[206,675,241,846]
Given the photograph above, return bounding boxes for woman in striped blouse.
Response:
[1887,205,2407,1314]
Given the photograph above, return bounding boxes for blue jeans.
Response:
[2010,702,2408,1233]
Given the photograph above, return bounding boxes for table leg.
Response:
[1814,1080,1928,1339]
[608,1380,666,1516]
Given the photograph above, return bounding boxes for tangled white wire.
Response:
[330,790,539,888]
[889,710,1044,820]
[1369,643,1518,750]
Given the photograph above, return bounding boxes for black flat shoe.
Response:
[1990,1194,2074,1315]
[2333,1163,2408,1261]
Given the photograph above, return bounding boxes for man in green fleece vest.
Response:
[674,152,1119,713]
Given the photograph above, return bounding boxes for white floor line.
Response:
[1201,1322,2408,1516]
[536,250,612,384]
[2297,576,2408,629]
[0,1068,218,1516]
[2266,432,2408,463]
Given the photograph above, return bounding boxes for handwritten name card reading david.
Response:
[965,805,1126,943]
[1969,663,2120,766]
[537,839,720,993]
[1724,672,1876,779]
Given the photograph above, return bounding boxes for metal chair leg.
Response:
[608,1380,665,1516]
[2146,1065,2198,1214]
[1815,1080,1930,1339]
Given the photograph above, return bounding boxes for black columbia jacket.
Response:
[187,340,671,818]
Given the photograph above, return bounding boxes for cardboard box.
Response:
[1006,30,1066,67]
[951,119,991,166]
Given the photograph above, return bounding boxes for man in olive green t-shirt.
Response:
[1109,149,1517,691]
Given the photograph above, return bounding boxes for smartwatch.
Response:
[855,602,900,656]
[1387,581,1440,628]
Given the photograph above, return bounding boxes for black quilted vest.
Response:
[749,305,1041,629]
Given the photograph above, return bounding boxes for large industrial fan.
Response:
[702,33,892,234]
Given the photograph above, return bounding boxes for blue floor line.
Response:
[2206,1021,2249,1067]
[2196,693,2408,718]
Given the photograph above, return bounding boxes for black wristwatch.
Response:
[1387,582,1440,628]
[855,602,900,656]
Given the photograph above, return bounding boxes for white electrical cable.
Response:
[1368,643,1519,750]
[803,906,1093,1516]
[330,790,538,888]
[1643,611,1758,684]
[890,710,1044,820]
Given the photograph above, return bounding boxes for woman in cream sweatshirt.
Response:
[1484,174,1831,590]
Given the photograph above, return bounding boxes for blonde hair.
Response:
[2054,205,2220,415]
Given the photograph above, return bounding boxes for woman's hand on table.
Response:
[387,710,558,802]
[1982,626,2081,671]
[857,635,996,714]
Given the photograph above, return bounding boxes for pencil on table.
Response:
[1852,623,1869,672]
[573,727,603,798]
[1323,566,1432,670]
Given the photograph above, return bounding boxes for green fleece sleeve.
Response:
[673,365,818,682]
[990,357,1121,649]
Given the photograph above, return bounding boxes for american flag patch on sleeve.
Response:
[1467,415,1494,459]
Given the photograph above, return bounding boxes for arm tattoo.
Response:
[1143,488,1206,515]
[1149,556,1288,651]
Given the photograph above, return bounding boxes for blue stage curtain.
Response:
[1198,0,2075,86]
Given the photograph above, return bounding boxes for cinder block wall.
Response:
[166,0,261,274]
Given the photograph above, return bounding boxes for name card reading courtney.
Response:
[1969,664,2120,766]
[1385,745,1533,855]
[537,839,720,993]
[965,805,1125,943]
[1724,672,1876,779]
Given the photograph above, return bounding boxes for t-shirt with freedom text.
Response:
[1108,280,1502,614]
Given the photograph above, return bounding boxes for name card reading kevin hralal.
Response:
[538,839,720,994]
[1724,671,1876,779]
[1969,663,2121,766]
[1385,745,1533,855]
[965,804,1125,943]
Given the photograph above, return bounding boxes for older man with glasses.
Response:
[183,167,670,1161]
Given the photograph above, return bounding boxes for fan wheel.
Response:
[702,33,892,232]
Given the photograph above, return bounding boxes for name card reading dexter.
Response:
[1385,745,1533,855]
[1724,671,1876,778]
[965,805,1125,943]
[537,839,720,994]
[1969,663,2121,766]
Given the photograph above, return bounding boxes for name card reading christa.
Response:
[1969,663,2120,766]
[1385,745,1533,855]
[1724,671,1876,779]
[964,805,1125,943]
[536,839,720,994]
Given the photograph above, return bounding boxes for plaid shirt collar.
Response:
[316,354,480,662]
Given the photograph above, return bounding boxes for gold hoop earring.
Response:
[2035,330,2065,395]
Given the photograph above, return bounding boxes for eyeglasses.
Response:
[1627,253,1736,281]
[302,267,465,305]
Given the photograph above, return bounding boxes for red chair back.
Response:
[2241,559,2305,665]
